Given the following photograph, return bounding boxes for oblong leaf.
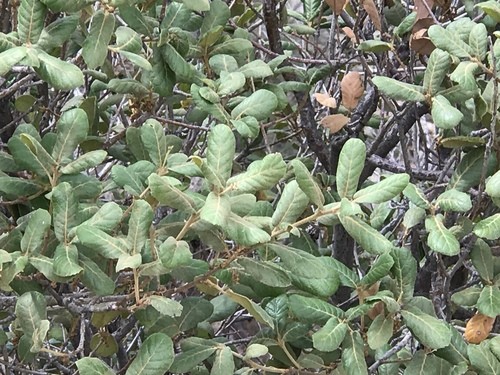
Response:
[125,333,174,375]
[82,11,115,69]
[372,76,426,102]
[336,138,366,199]
[401,306,451,349]
[353,173,409,204]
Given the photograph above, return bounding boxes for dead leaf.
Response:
[464,312,496,344]
[325,0,347,15]
[410,27,435,55]
[361,0,382,31]
[357,283,384,320]
[314,92,337,108]
[342,27,356,43]
[320,114,349,134]
[414,0,435,21]
[341,71,364,111]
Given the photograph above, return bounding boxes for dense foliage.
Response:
[0,0,499,374]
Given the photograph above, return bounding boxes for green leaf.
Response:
[183,0,210,11]
[224,213,271,246]
[140,119,167,167]
[126,333,174,375]
[336,138,366,199]
[401,306,451,349]
[450,61,480,92]
[227,153,286,193]
[289,294,344,325]
[449,148,496,192]
[360,252,394,286]
[353,174,409,204]
[76,358,114,375]
[18,0,46,44]
[52,108,89,163]
[431,95,463,129]
[403,183,431,209]
[423,49,450,95]
[339,214,393,255]
[20,209,50,255]
[268,244,339,297]
[79,254,115,297]
[428,24,474,59]
[119,5,153,36]
[342,331,368,375]
[36,15,79,51]
[0,46,28,75]
[372,76,426,102]
[231,89,278,121]
[237,258,291,288]
[112,161,155,196]
[468,342,500,375]
[0,176,43,199]
[486,170,500,198]
[149,173,196,213]
[271,180,309,229]
[291,159,325,207]
[53,243,82,277]
[36,50,84,90]
[107,78,149,96]
[52,182,78,242]
[75,202,122,234]
[358,40,393,53]
[39,0,87,12]
[206,124,235,185]
[217,71,246,96]
[158,237,192,269]
[77,226,128,259]
[238,60,273,79]
[474,213,500,240]
[367,314,393,350]
[425,215,460,256]
[116,253,142,271]
[211,346,235,375]
[148,296,183,317]
[200,192,231,227]
[435,189,472,212]
[169,347,217,374]
[209,54,238,74]
[471,239,494,282]
[127,200,153,255]
[82,11,115,69]
[61,150,107,174]
[405,351,453,375]
[475,1,500,22]
[243,344,268,360]
[476,285,500,317]
[391,247,417,303]
[223,289,274,327]
[201,0,230,35]
[469,23,488,60]
[162,42,201,83]
[15,291,46,339]
[231,117,260,140]
[312,316,348,352]
[451,286,481,307]
[325,257,360,288]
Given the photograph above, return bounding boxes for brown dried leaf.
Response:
[320,114,349,134]
[410,27,435,55]
[341,71,364,110]
[314,92,337,108]
[325,0,347,15]
[357,283,384,320]
[361,0,382,31]
[342,27,356,43]
[464,313,496,344]
[414,0,435,21]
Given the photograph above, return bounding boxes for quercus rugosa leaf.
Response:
[464,313,495,344]
[314,92,337,108]
[320,114,349,134]
[341,71,364,110]
[325,0,347,14]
